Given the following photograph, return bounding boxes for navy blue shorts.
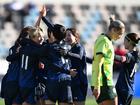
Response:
[13,87,36,104]
[43,74,73,103]
[1,74,7,98]
[71,84,87,101]
[3,81,19,99]
[117,90,133,105]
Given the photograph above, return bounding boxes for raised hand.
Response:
[35,5,48,27]
[40,5,49,17]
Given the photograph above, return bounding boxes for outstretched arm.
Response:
[42,16,54,31]
[35,6,45,27]
[86,57,93,64]
[40,5,54,31]
[114,53,136,63]
[35,5,54,28]
[35,13,42,27]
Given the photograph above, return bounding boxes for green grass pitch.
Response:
[0,97,140,105]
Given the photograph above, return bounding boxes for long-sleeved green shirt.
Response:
[91,34,114,88]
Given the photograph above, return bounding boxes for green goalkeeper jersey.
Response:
[91,34,114,87]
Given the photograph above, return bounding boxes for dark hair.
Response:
[18,26,34,39]
[16,26,43,45]
[109,17,125,31]
[125,33,140,46]
[15,26,34,45]
[66,28,80,43]
[47,24,66,41]
[47,28,52,38]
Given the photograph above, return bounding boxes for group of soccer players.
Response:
[1,6,88,105]
[1,5,140,105]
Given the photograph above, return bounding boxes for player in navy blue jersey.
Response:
[60,28,88,105]
[115,33,140,105]
[0,26,32,105]
[28,25,77,105]
[27,6,77,105]
[12,27,44,105]
[34,25,77,105]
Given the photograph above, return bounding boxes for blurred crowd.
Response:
[0,1,140,59]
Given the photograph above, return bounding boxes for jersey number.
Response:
[21,54,29,70]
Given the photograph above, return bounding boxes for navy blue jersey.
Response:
[116,51,139,95]
[6,44,20,82]
[41,16,71,75]
[19,40,41,88]
[37,40,49,83]
[67,43,88,85]
[43,41,71,76]
[28,41,71,80]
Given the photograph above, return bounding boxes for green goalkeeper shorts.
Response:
[92,86,117,104]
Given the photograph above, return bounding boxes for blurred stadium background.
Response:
[0,0,140,104]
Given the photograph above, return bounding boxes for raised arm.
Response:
[35,6,44,27]
[40,6,54,31]
[34,5,54,28]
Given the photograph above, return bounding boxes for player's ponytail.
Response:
[108,14,125,31]
[109,14,115,23]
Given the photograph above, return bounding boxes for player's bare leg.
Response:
[44,100,55,105]
[12,104,22,105]
[99,97,118,105]
[58,103,73,105]
[73,101,85,105]
[22,102,35,105]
